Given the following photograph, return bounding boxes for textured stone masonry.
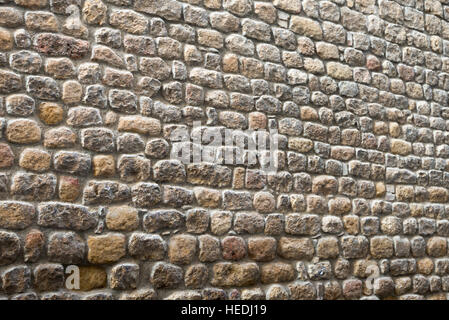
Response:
[2,0,449,300]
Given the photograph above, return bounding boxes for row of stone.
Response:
[4,34,449,113]
[3,279,449,300]
[4,195,449,235]
[3,258,449,299]
[2,263,449,301]
[6,46,449,121]
[5,115,449,169]
[3,159,449,201]
[2,225,449,269]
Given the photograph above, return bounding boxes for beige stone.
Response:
[390,139,412,156]
[62,81,83,104]
[290,16,322,40]
[118,116,161,135]
[326,62,353,80]
[288,137,313,152]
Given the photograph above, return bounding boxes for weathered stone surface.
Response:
[222,236,246,261]
[110,263,139,290]
[109,9,148,34]
[24,230,44,263]
[33,264,64,292]
[278,237,314,260]
[83,0,107,25]
[54,152,91,176]
[143,209,184,232]
[33,33,89,59]
[88,233,126,264]
[118,116,161,135]
[0,0,447,300]
[0,231,21,266]
[0,143,14,168]
[6,94,35,117]
[38,202,97,230]
[44,127,76,148]
[117,155,151,182]
[0,202,35,230]
[211,263,259,287]
[11,173,56,201]
[134,0,182,21]
[168,235,197,265]
[47,232,85,264]
[151,262,183,289]
[0,70,22,93]
[132,183,162,208]
[129,233,166,261]
[19,148,51,172]
[83,180,131,205]
[2,266,31,294]
[106,206,139,231]
[187,163,232,187]
[261,262,295,284]
[78,266,107,291]
[39,102,63,125]
[81,128,115,153]
[6,119,41,144]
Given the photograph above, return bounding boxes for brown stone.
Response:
[15,0,48,8]
[93,155,115,177]
[289,281,316,300]
[6,119,41,144]
[0,28,13,51]
[24,229,45,263]
[317,237,339,259]
[168,235,197,265]
[312,175,338,195]
[39,102,64,125]
[0,143,14,168]
[278,237,314,260]
[185,264,208,289]
[106,206,139,231]
[222,236,247,261]
[427,237,447,257]
[211,262,259,287]
[261,262,295,283]
[247,237,277,261]
[370,236,394,258]
[390,139,412,156]
[87,233,126,264]
[0,201,35,230]
[194,187,221,208]
[78,266,107,291]
[19,148,51,172]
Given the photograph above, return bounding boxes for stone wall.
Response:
[1,0,449,300]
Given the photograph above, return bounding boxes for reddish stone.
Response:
[33,33,89,59]
[24,230,45,262]
[0,143,14,168]
[221,236,246,261]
